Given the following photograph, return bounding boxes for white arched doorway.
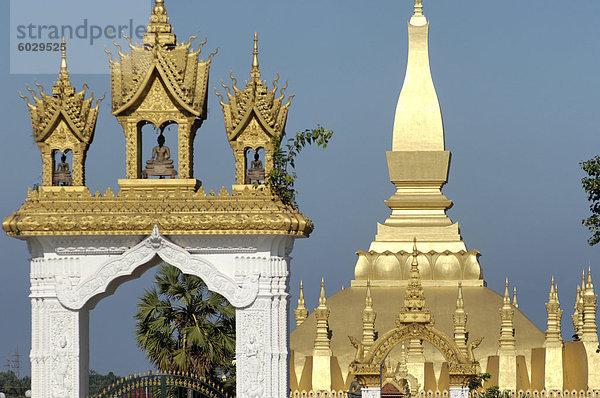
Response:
[28,226,294,398]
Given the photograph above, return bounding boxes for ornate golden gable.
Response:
[19,39,102,187]
[108,0,216,179]
[216,33,293,185]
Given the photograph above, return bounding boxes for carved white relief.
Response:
[55,226,259,309]
[50,306,74,398]
[237,307,268,398]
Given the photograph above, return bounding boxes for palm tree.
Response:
[135,264,236,388]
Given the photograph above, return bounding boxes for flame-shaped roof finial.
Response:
[251,32,260,80]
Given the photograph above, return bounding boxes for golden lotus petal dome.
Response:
[432,253,461,280]
[354,254,371,280]
[403,253,431,279]
[373,254,401,280]
[463,252,483,280]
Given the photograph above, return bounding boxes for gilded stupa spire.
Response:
[353,0,482,289]
[410,0,427,26]
[251,32,260,80]
[453,282,468,357]
[512,287,519,309]
[144,0,175,47]
[314,278,331,355]
[498,278,516,351]
[58,37,69,83]
[294,280,309,327]
[545,277,562,345]
[581,267,598,343]
[361,280,376,350]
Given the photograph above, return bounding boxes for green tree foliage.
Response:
[581,156,600,245]
[0,371,30,397]
[134,264,235,394]
[266,126,333,208]
[88,370,120,395]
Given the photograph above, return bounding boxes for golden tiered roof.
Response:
[216,33,294,185]
[217,33,292,142]
[19,38,102,187]
[108,0,214,118]
[21,44,100,145]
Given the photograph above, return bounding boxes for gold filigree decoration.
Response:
[2,181,313,237]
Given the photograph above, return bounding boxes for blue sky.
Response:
[1,0,599,376]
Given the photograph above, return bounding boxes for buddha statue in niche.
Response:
[142,133,177,179]
[53,153,73,186]
[247,150,265,183]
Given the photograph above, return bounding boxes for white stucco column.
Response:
[235,253,290,398]
[361,387,381,398]
[30,296,89,398]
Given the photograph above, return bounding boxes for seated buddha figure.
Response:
[142,133,177,179]
[53,153,73,186]
[247,150,265,183]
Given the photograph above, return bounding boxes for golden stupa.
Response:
[290,1,600,395]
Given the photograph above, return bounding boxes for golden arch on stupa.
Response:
[350,322,481,389]
[349,242,482,390]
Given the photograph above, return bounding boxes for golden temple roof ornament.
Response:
[512,287,519,309]
[108,0,215,179]
[19,38,102,187]
[545,277,562,346]
[396,239,433,325]
[361,280,376,350]
[581,267,598,343]
[498,279,516,352]
[216,33,293,185]
[251,32,260,80]
[573,280,584,338]
[144,0,175,47]
[453,282,468,357]
[294,280,309,327]
[314,278,332,356]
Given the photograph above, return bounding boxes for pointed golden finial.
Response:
[512,287,518,308]
[582,269,586,290]
[587,266,594,289]
[411,237,418,267]
[365,279,373,308]
[314,277,331,354]
[456,281,464,309]
[549,276,556,299]
[295,280,308,327]
[250,32,260,79]
[503,278,510,304]
[453,281,468,356]
[410,0,427,26]
[60,37,68,75]
[361,279,377,349]
[319,277,327,306]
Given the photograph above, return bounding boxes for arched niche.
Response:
[350,323,480,391]
[139,120,180,179]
